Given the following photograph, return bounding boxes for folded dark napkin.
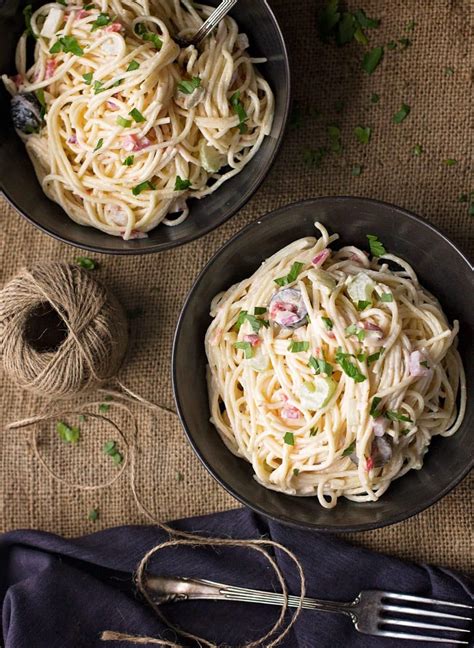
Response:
[0,508,472,647]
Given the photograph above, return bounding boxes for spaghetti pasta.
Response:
[3,0,274,238]
[205,223,466,509]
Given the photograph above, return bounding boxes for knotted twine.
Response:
[1,264,306,647]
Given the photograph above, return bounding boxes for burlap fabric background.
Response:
[1,0,473,572]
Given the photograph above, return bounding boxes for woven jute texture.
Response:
[0,0,473,572]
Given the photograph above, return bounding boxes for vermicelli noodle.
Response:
[205,223,466,508]
[3,0,274,238]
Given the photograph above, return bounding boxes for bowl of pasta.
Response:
[0,0,289,253]
[173,197,473,531]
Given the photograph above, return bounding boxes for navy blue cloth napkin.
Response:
[0,507,472,647]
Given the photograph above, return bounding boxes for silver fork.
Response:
[175,0,239,47]
[144,575,473,645]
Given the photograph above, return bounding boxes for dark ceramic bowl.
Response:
[0,0,289,254]
[173,197,474,532]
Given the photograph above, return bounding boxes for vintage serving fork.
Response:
[175,0,239,47]
[145,575,473,645]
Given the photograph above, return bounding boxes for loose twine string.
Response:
[8,396,306,648]
[1,263,307,647]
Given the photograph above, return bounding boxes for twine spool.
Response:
[0,262,128,398]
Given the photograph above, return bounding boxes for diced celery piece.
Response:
[247,347,270,372]
[299,375,336,410]
[347,272,375,304]
[199,141,225,173]
[309,268,337,294]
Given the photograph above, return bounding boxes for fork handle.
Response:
[144,575,355,618]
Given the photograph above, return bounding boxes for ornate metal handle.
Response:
[144,575,229,604]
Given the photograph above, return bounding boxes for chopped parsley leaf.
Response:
[354,8,380,29]
[321,316,333,330]
[336,349,366,382]
[126,60,140,72]
[342,440,356,457]
[337,12,356,46]
[23,4,36,38]
[310,427,318,436]
[369,396,382,417]
[254,307,267,315]
[354,125,371,144]
[420,360,430,369]
[244,313,269,333]
[444,158,457,166]
[75,257,96,270]
[129,108,145,123]
[288,341,309,353]
[393,103,410,124]
[234,310,248,332]
[93,138,103,152]
[57,421,80,443]
[122,155,134,166]
[357,300,371,311]
[353,26,368,45]
[274,261,304,287]
[444,66,454,77]
[230,91,248,134]
[91,12,111,31]
[174,176,192,191]
[88,508,99,522]
[362,46,384,75]
[103,440,115,454]
[102,440,123,465]
[234,341,254,359]
[134,23,163,49]
[83,72,93,84]
[351,164,363,176]
[367,351,381,365]
[303,147,328,168]
[385,410,413,423]
[93,80,105,94]
[318,0,341,42]
[308,356,333,376]
[345,324,365,342]
[177,76,201,94]
[413,144,423,156]
[283,432,295,446]
[132,180,155,195]
[50,35,84,56]
[293,468,300,476]
[380,293,393,302]
[116,116,131,128]
[399,37,411,49]
[36,89,46,118]
[367,234,386,257]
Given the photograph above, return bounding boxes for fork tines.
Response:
[380,591,473,645]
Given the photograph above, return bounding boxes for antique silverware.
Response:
[145,575,473,644]
[175,0,239,47]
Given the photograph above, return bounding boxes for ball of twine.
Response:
[0,262,128,398]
